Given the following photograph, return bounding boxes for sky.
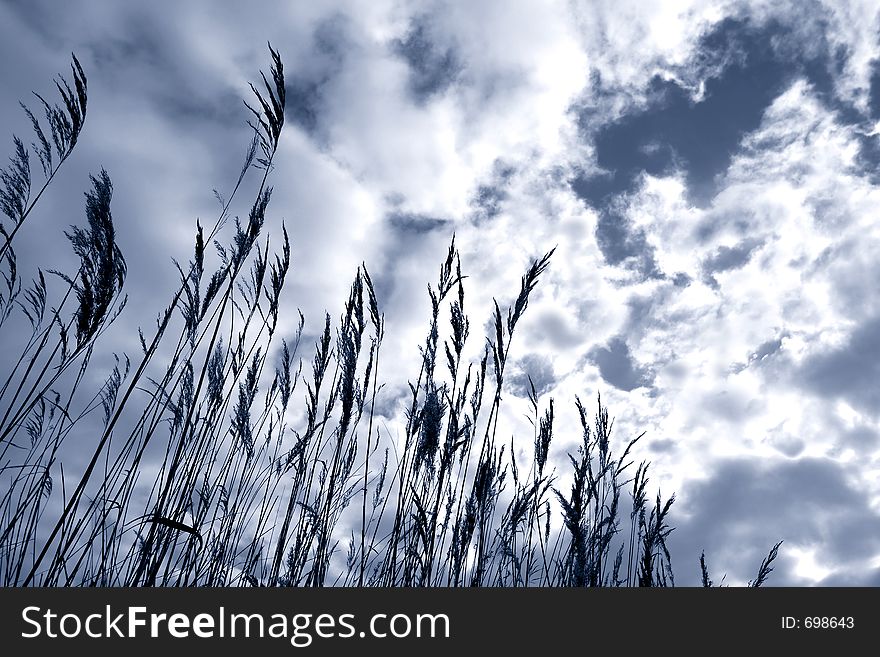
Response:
[1,0,880,586]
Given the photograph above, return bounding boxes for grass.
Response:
[0,47,782,587]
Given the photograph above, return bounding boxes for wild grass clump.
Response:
[0,48,782,587]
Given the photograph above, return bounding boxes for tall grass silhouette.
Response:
[0,47,781,587]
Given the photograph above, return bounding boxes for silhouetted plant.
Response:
[0,48,784,589]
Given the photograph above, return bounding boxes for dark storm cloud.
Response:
[472,183,507,221]
[692,206,755,245]
[767,432,805,458]
[750,336,784,364]
[588,335,653,392]
[620,287,683,340]
[366,210,452,318]
[594,209,663,280]
[393,18,461,104]
[855,130,880,180]
[369,383,411,422]
[3,0,59,44]
[623,293,655,334]
[507,353,556,398]
[529,308,583,350]
[86,28,163,70]
[286,76,324,137]
[870,59,880,120]
[285,15,351,139]
[702,238,762,274]
[669,456,880,586]
[16,2,243,131]
[672,272,691,287]
[572,16,847,209]
[839,425,880,454]
[700,237,763,287]
[470,162,515,223]
[649,438,676,454]
[387,211,450,235]
[798,315,880,417]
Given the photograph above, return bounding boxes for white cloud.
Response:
[584,77,880,526]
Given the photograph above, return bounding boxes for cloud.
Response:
[670,456,880,585]
[572,3,880,210]
[701,237,763,285]
[574,17,805,206]
[506,353,557,398]
[798,315,880,417]
[392,14,462,104]
[595,206,664,281]
[588,335,654,391]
